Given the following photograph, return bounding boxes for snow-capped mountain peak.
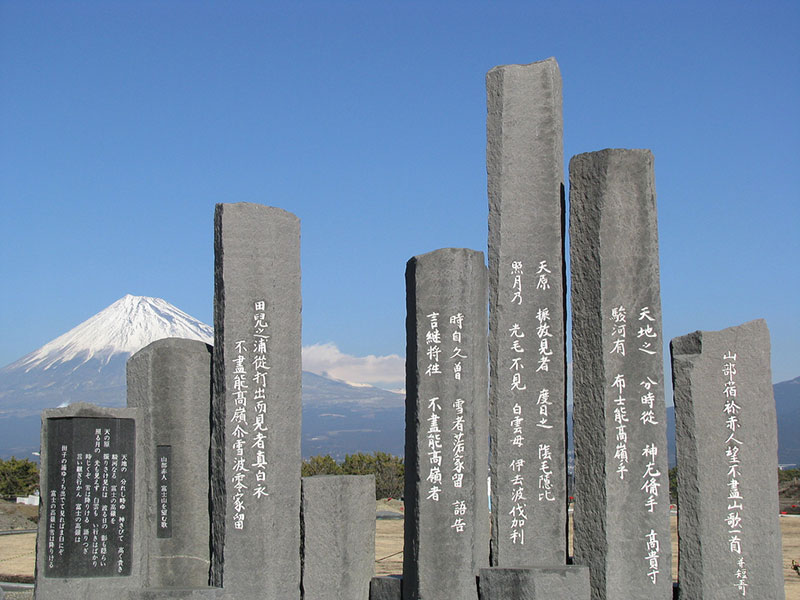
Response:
[11,294,213,372]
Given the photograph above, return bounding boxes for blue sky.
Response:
[1,2,798,388]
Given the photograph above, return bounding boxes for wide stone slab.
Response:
[403,248,489,600]
[210,203,302,599]
[478,566,590,600]
[34,403,144,600]
[569,149,672,600]
[671,319,784,599]
[127,338,213,588]
[301,475,375,600]
[486,57,567,566]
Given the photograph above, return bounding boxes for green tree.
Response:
[0,457,39,497]
[301,454,342,477]
[668,466,678,504]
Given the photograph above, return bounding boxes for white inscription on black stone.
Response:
[45,417,135,578]
[156,445,171,539]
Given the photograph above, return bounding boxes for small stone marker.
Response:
[127,338,213,588]
[486,57,568,566]
[403,248,489,600]
[300,475,375,600]
[370,576,402,600]
[569,149,672,600]
[478,566,590,600]
[210,203,302,599]
[671,319,785,599]
[34,403,144,600]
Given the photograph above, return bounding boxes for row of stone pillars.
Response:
[33,57,784,600]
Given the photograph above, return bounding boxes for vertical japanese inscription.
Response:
[230,299,271,530]
[44,417,135,578]
[156,445,171,539]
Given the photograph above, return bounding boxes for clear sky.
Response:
[1,2,798,389]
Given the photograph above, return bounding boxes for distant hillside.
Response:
[774,375,800,468]
[0,295,405,460]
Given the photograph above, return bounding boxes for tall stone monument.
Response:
[403,248,489,600]
[127,338,213,589]
[210,203,302,599]
[34,403,144,600]
[569,149,672,600]
[671,319,785,599]
[486,57,568,566]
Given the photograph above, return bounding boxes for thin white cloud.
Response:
[302,342,405,389]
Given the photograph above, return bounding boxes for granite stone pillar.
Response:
[210,203,302,599]
[403,248,489,600]
[569,149,672,600]
[127,338,213,589]
[34,403,144,600]
[671,319,784,599]
[486,58,568,566]
[478,566,590,600]
[300,475,375,600]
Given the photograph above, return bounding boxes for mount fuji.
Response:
[0,295,404,460]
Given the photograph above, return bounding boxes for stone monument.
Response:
[301,475,376,600]
[671,319,784,599]
[210,203,302,599]
[486,57,568,566]
[34,403,144,600]
[569,149,672,600]
[127,338,213,589]
[403,248,489,600]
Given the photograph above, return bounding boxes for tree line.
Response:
[302,452,404,500]
[0,457,39,498]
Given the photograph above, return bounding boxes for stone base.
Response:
[369,575,402,600]
[478,566,590,600]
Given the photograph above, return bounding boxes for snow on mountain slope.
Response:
[9,294,213,372]
[0,295,213,417]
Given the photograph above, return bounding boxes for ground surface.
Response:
[3,499,799,598]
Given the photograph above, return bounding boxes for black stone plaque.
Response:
[44,417,136,578]
[156,445,172,539]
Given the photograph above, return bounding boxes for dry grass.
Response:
[373,514,800,599]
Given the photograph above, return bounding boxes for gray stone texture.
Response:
[370,576,402,600]
[478,566,590,600]
[300,475,375,600]
[127,338,213,589]
[34,403,144,600]
[403,248,489,600]
[671,319,784,599]
[569,149,672,600]
[486,58,568,566]
[132,589,223,600]
[210,203,302,599]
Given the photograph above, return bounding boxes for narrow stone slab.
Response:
[569,149,672,600]
[403,248,489,600]
[671,319,784,599]
[478,566,590,599]
[301,475,375,600]
[34,403,144,600]
[127,338,213,588]
[210,203,302,599]
[369,576,402,600]
[486,58,567,566]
